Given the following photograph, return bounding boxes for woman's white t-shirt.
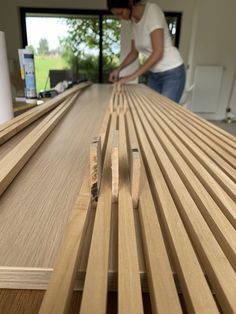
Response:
[131,2,183,72]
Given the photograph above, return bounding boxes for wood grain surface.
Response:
[0,83,235,314]
[0,84,110,269]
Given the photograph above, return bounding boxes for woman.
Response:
[107,0,186,103]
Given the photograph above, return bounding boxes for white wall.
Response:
[190,0,236,119]
[0,0,236,119]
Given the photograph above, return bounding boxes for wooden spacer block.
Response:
[90,136,102,202]
[116,82,121,93]
[109,90,115,113]
[130,147,141,208]
[112,130,119,203]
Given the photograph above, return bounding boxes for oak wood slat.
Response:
[112,130,119,203]
[125,108,182,314]
[0,85,110,276]
[39,174,91,314]
[0,82,91,145]
[130,146,141,209]
[128,88,236,313]
[79,113,117,314]
[118,113,143,314]
[90,136,102,202]
[126,89,219,313]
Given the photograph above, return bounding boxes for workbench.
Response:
[0,84,235,314]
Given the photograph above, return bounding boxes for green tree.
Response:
[38,38,49,55]
[26,45,36,55]
[102,18,120,65]
[59,17,120,81]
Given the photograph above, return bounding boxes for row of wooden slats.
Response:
[42,83,235,313]
[124,85,236,313]
[0,84,235,313]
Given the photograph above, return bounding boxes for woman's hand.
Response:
[117,74,137,84]
[109,68,121,82]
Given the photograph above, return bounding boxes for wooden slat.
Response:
[90,136,102,202]
[126,89,219,313]
[0,85,110,274]
[0,93,78,197]
[79,113,117,314]
[112,130,119,203]
[118,113,143,314]
[130,147,141,209]
[39,175,91,314]
[0,82,91,145]
[128,88,236,313]
[125,108,182,314]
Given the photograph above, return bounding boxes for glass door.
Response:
[23,10,121,93]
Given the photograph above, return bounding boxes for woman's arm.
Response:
[119,40,139,70]
[118,29,164,83]
[109,40,139,82]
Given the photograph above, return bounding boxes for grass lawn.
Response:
[35,55,69,93]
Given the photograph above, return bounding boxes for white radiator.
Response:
[192,66,224,113]
[229,74,236,115]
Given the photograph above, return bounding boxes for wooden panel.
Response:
[0,85,110,269]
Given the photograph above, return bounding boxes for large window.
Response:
[20,8,121,92]
[20,8,181,91]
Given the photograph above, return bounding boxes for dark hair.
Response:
[107,0,140,11]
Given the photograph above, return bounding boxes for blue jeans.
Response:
[147,64,186,103]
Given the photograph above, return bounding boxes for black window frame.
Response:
[164,12,182,48]
[20,7,111,83]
